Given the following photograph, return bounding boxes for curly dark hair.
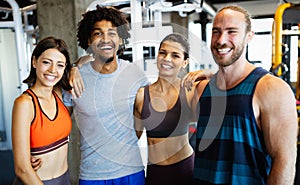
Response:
[77,5,130,55]
[23,36,72,91]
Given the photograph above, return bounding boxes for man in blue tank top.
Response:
[189,5,298,185]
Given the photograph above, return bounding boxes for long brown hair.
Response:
[23,36,72,91]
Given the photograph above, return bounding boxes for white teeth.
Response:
[161,64,172,69]
[100,45,113,50]
[218,48,231,54]
[45,75,56,82]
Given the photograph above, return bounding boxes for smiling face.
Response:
[157,40,188,78]
[210,9,253,67]
[33,48,66,88]
[88,20,121,64]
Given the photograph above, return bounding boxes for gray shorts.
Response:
[13,169,70,185]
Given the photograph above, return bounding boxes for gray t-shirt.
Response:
[64,59,149,180]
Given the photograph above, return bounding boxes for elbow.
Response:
[14,166,26,178]
[14,164,32,180]
[135,131,143,139]
[136,132,141,139]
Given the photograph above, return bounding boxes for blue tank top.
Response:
[141,85,192,138]
[194,67,272,185]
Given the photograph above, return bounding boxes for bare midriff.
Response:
[147,133,193,165]
[35,144,68,180]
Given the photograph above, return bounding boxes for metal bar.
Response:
[273,3,291,76]
[4,0,28,92]
[0,21,15,28]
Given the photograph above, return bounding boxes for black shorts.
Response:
[146,153,195,185]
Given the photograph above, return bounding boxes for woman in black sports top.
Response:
[134,33,197,185]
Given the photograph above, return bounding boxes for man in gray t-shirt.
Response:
[64,5,148,185]
[64,58,147,181]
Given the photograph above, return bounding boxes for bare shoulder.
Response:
[258,74,290,88]
[13,93,35,124]
[256,74,294,100]
[255,74,296,113]
[14,93,33,108]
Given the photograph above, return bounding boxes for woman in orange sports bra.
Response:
[11,36,72,185]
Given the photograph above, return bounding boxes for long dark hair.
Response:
[23,36,72,91]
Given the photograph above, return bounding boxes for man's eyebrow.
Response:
[92,28,101,31]
[226,27,239,30]
[91,28,117,32]
[212,27,220,31]
[108,28,117,31]
[212,27,239,31]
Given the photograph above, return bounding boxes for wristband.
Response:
[71,63,78,68]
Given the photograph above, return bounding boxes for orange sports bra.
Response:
[26,89,72,156]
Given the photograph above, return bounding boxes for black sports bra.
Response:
[141,85,193,138]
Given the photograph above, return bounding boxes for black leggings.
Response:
[146,153,195,185]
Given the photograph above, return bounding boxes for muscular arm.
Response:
[12,95,43,185]
[254,75,298,185]
[193,79,210,118]
[134,87,145,139]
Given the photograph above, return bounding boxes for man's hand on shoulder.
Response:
[69,55,94,98]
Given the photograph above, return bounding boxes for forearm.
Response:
[73,55,94,68]
[267,155,296,185]
[15,165,43,185]
[69,64,84,98]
